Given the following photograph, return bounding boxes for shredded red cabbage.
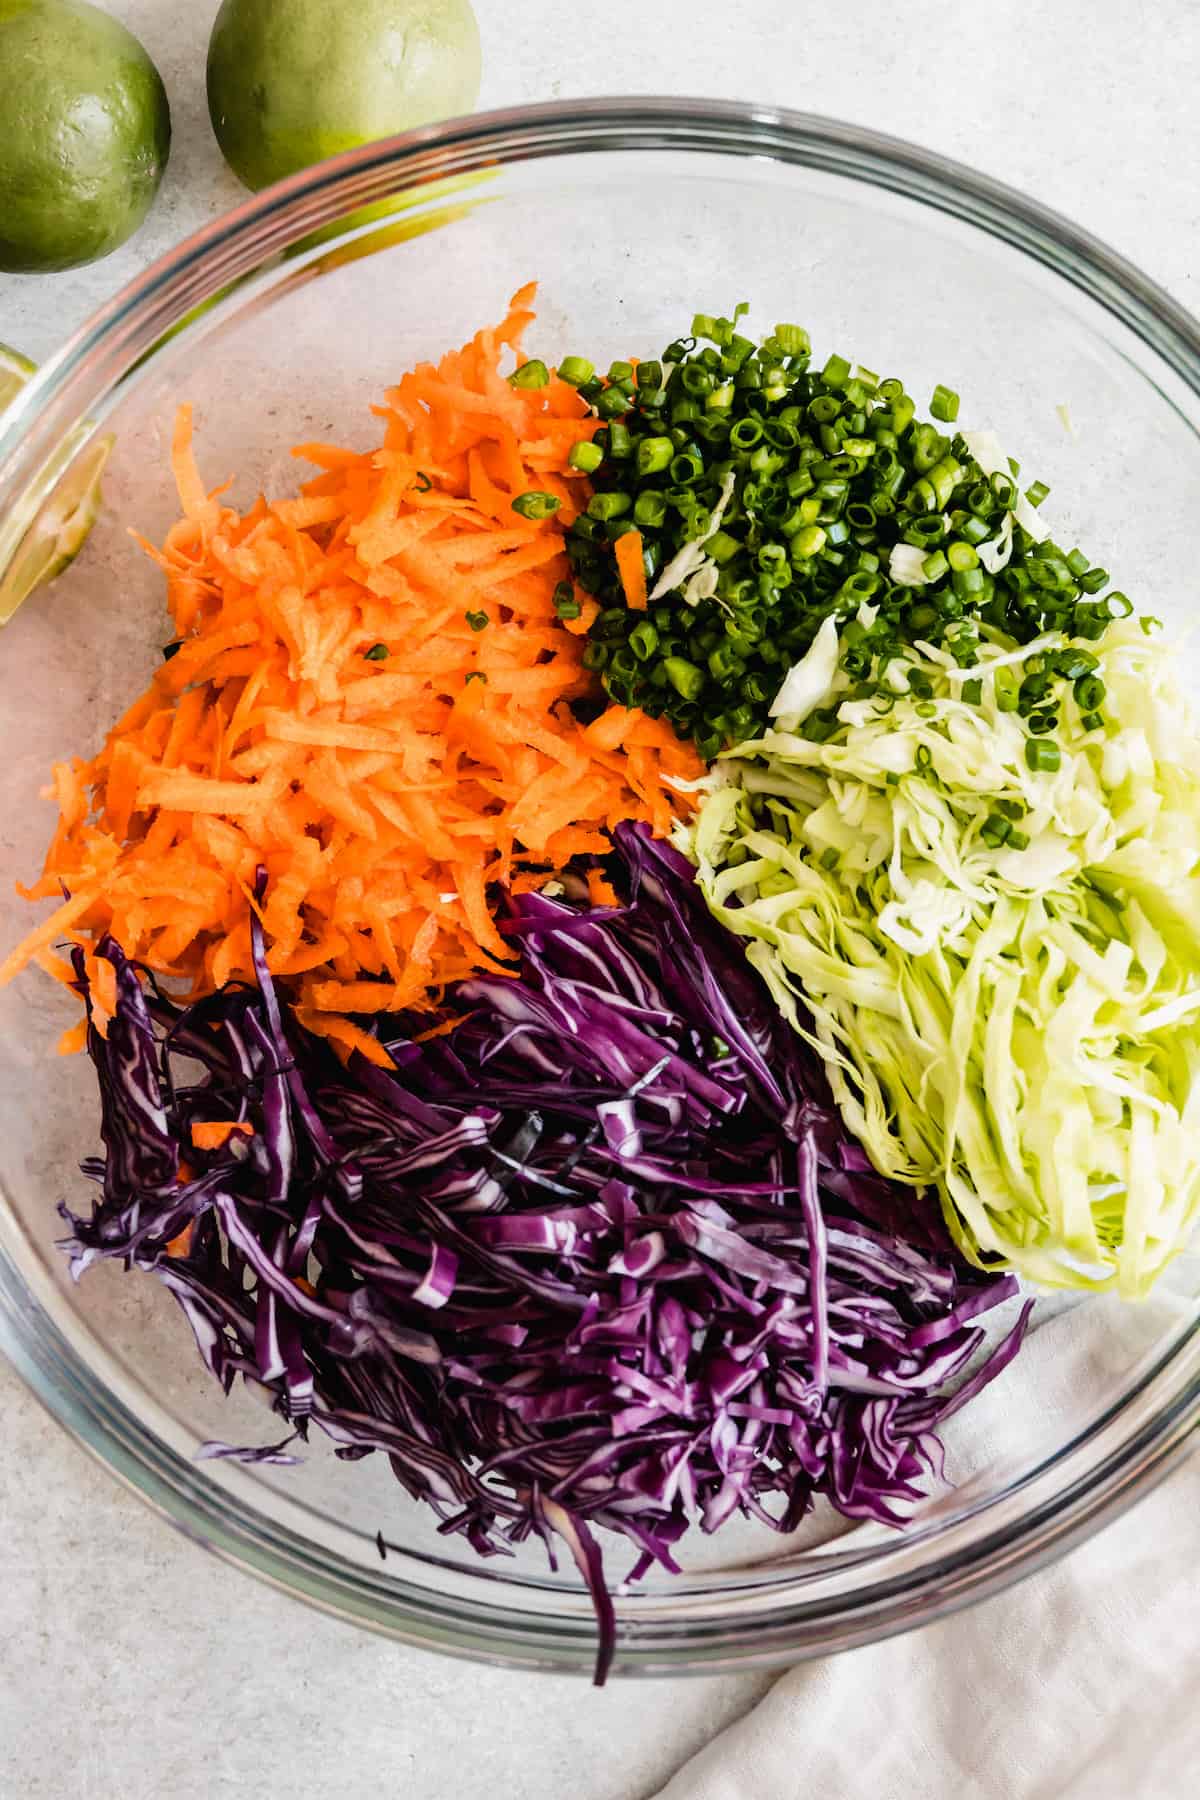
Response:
[61,823,1029,1683]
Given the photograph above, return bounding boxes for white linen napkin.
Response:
[654,1294,1200,1800]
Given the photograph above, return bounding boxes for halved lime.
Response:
[0,344,37,413]
[0,343,112,626]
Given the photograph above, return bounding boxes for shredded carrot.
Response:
[189,1120,255,1150]
[614,530,648,611]
[409,1013,468,1044]
[57,1019,89,1055]
[586,869,621,908]
[164,1225,194,1259]
[3,287,703,1043]
[294,1006,398,1069]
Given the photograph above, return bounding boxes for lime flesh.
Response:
[0,0,170,273]
[0,344,112,625]
[0,344,38,412]
[207,0,481,192]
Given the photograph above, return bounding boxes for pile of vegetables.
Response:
[0,288,700,1049]
[7,289,1199,1680]
[64,826,1026,1682]
[567,311,1128,761]
[688,618,1200,1296]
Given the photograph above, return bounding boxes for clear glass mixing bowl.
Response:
[2,99,1199,1678]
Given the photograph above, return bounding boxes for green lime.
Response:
[206,0,481,192]
[0,0,170,273]
[0,343,112,625]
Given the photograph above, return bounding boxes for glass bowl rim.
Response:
[2,95,1199,1678]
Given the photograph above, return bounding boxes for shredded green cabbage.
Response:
[685,619,1200,1296]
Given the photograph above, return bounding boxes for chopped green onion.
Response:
[776,322,811,356]
[594,386,629,420]
[558,356,595,388]
[363,643,389,661]
[562,311,1134,753]
[1025,738,1061,772]
[670,449,705,485]
[891,393,915,434]
[994,668,1020,711]
[930,383,960,422]
[662,656,705,701]
[636,428,676,471]
[790,525,827,561]
[553,582,581,621]
[465,610,489,632]
[910,424,948,473]
[1074,605,1109,640]
[569,440,604,474]
[707,530,741,565]
[1057,649,1099,680]
[509,359,549,390]
[1025,479,1050,508]
[587,491,631,521]
[607,421,633,459]
[634,491,668,529]
[629,620,659,661]
[512,491,561,521]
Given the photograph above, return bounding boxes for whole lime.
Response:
[0,0,170,273]
[206,0,481,192]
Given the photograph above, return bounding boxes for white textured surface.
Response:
[0,2,1196,1795]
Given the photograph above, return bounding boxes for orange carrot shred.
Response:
[57,1019,89,1055]
[614,530,648,610]
[164,1224,194,1259]
[586,869,621,908]
[190,1120,255,1150]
